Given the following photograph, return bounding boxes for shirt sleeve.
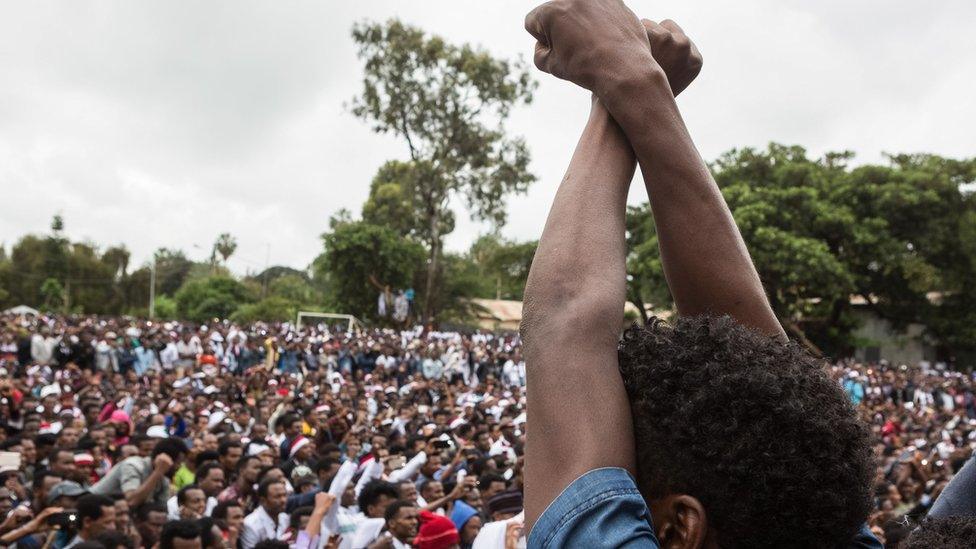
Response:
[928,455,976,519]
[118,461,145,494]
[527,467,658,549]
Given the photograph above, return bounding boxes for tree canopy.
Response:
[350,19,536,321]
[626,144,976,356]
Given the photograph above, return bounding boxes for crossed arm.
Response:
[521,23,783,533]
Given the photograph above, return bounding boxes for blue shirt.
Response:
[528,467,883,549]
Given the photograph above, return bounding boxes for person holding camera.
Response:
[63,494,116,549]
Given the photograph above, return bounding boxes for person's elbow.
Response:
[522,291,622,348]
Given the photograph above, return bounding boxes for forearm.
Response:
[126,470,164,507]
[522,100,634,341]
[522,99,636,530]
[601,70,784,337]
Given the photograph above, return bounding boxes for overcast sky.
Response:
[2,0,974,275]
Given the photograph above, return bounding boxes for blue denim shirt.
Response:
[528,467,883,549]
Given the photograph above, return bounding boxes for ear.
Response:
[651,494,708,549]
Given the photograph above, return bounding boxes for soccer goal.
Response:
[295,311,363,332]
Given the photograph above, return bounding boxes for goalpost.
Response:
[295,311,363,332]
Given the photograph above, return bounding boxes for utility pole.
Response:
[149,257,157,318]
[262,242,271,298]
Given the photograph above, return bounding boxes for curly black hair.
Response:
[906,516,976,548]
[618,316,874,548]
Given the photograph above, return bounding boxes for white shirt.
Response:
[240,506,288,549]
[350,517,385,549]
[159,342,179,369]
[166,494,218,520]
[473,512,526,549]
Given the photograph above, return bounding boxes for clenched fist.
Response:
[525,0,656,93]
[642,19,703,97]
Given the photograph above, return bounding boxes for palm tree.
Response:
[213,233,238,268]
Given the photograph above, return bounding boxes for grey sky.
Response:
[2,0,974,274]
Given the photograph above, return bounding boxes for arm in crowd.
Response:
[124,453,172,508]
[355,458,384,498]
[387,449,427,483]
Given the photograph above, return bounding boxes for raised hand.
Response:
[642,19,703,97]
[524,0,656,93]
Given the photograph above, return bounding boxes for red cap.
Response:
[413,511,460,549]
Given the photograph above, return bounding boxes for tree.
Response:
[625,144,976,356]
[174,276,254,323]
[318,220,425,322]
[351,19,536,321]
[153,248,194,296]
[231,296,298,324]
[468,234,537,300]
[213,233,238,270]
[40,278,64,311]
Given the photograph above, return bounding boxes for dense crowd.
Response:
[0,313,525,549]
[0,312,972,548]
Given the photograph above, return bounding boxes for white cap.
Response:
[146,425,169,439]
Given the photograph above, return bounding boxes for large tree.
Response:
[318,219,426,322]
[626,144,976,356]
[350,19,536,321]
[174,275,254,323]
[468,234,537,301]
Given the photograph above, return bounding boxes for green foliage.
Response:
[318,220,425,322]
[213,233,238,265]
[39,278,64,311]
[174,276,255,323]
[626,144,976,355]
[153,248,194,296]
[231,296,298,324]
[468,234,536,300]
[269,274,316,304]
[153,295,178,320]
[351,19,536,320]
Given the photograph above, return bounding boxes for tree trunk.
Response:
[785,320,824,358]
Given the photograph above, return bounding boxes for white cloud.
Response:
[2,0,974,272]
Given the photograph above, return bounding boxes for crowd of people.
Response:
[0,312,525,549]
[0,311,973,548]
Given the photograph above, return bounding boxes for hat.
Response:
[39,384,62,399]
[449,418,467,430]
[46,480,88,504]
[73,453,95,466]
[487,490,523,517]
[289,435,310,458]
[248,443,272,457]
[449,500,479,531]
[413,511,460,549]
[146,425,169,439]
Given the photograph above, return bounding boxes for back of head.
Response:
[160,520,201,549]
[93,530,135,549]
[906,516,976,549]
[152,438,187,461]
[618,316,874,548]
[357,480,399,516]
[77,494,114,523]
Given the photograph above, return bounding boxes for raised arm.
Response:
[527,0,783,337]
[602,22,785,337]
[520,97,636,531]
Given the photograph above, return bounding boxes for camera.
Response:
[46,511,79,530]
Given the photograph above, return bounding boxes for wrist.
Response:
[595,63,670,118]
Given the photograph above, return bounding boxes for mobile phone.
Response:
[387,455,406,469]
[46,511,80,530]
